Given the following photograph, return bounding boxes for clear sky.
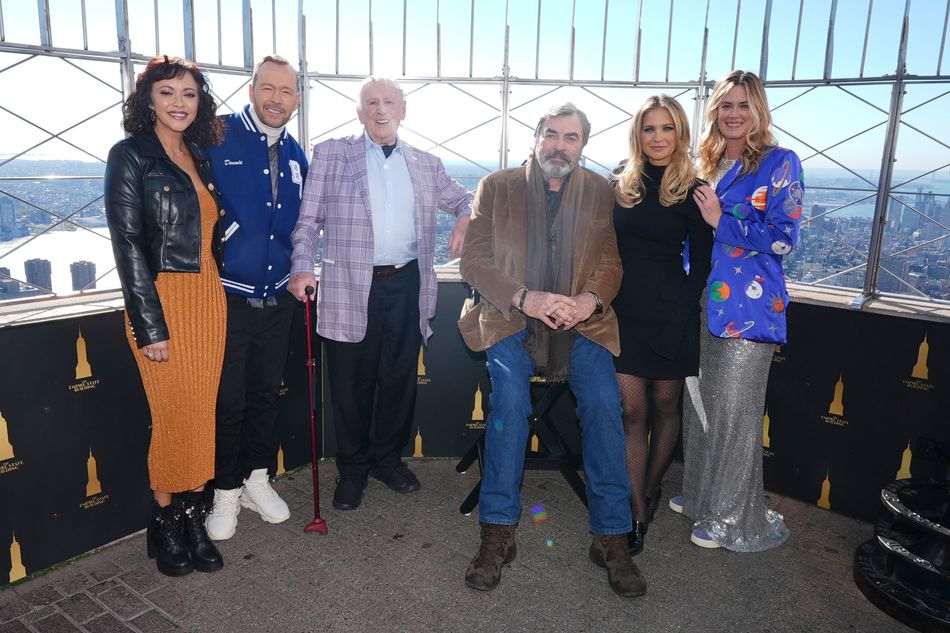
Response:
[0,0,948,173]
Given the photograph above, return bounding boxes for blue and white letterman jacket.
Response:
[207,105,309,300]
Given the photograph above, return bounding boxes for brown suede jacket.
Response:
[458,164,622,355]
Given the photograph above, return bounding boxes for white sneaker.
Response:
[240,468,290,524]
[206,488,242,541]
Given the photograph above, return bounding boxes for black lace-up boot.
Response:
[177,491,224,573]
[147,500,192,577]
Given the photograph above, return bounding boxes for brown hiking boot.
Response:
[589,534,647,597]
[464,524,517,591]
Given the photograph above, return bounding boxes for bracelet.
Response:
[518,288,528,312]
[589,291,604,315]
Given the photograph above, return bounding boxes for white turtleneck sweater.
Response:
[247,105,284,147]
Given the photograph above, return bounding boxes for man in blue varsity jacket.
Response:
[205,55,309,540]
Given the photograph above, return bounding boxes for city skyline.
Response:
[0,160,947,301]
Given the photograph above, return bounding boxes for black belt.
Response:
[373,260,415,278]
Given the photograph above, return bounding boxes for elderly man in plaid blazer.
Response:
[289,76,473,511]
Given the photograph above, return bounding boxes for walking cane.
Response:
[303,285,328,534]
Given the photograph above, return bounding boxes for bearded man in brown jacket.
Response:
[458,103,646,598]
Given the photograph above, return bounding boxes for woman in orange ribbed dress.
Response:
[104,56,226,577]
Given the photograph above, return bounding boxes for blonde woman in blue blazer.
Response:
[674,70,803,551]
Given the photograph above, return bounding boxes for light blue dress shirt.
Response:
[364,135,417,266]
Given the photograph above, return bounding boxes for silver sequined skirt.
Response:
[681,307,789,552]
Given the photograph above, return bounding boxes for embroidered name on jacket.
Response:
[223,159,244,166]
[289,160,303,198]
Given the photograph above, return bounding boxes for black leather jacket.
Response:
[104,130,223,348]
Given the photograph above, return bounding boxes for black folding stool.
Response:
[455,376,589,514]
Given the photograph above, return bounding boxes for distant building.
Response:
[0,266,19,294]
[0,197,14,234]
[899,205,920,232]
[24,258,52,292]
[70,260,96,291]
[928,265,949,281]
[879,256,912,294]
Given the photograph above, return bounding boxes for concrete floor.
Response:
[0,460,911,632]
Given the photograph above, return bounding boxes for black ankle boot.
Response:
[177,491,224,573]
[147,500,193,577]
[627,521,647,557]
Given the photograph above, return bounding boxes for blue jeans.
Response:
[479,330,632,535]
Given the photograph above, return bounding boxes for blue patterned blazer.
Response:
[706,147,803,344]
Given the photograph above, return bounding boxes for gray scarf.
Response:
[523,155,583,382]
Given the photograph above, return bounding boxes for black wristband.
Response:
[518,288,528,312]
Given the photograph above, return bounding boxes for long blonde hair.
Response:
[612,95,696,208]
[697,70,777,181]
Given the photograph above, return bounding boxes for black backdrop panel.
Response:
[763,302,946,521]
[0,303,317,587]
[0,312,151,586]
[0,284,947,586]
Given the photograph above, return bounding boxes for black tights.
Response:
[617,373,684,524]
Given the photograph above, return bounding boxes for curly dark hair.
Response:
[122,55,223,146]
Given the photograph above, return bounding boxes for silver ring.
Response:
[145,351,154,359]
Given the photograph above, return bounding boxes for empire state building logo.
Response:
[821,373,848,427]
[912,334,929,379]
[904,333,934,392]
[0,409,13,461]
[80,446,109,510]
[466,384,487,431]
[413,427,424,458]
[828,374,844,416]
[85,448,101,497]
[416,347,431,385]
[69,327,100,393]
[0,409,24,475]
[817,472,832,510]
[8,532,26,583]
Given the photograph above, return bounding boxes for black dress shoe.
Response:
[333,477,364,510]
[627,521,647,557]
[371,464,421,493]
[394,463,421,489]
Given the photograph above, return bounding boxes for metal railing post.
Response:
[854,16,909,308]
[183,0,196,62]
[37,0,51,48]
[298,9,310,154]
[114,0,134,117]
[499,23,511,170]
[242,0,254,69]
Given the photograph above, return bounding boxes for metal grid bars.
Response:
[0,53,123,300]
[0,0,947,315]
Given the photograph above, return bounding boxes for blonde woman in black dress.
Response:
[610,95,712,555]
